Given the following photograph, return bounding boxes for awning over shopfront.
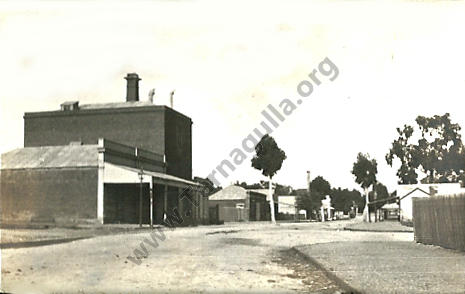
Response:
[113,164,202,189]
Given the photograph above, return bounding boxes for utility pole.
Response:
[373,181,378,222]
[139,167,143,228]
[150,181,153,229]
[136,147,144,228]
[307,170,311,220]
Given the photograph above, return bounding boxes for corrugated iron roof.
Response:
[1,145,99,170]
[208,186,273,201]
[209,185,248,200]
[115,164,201,188]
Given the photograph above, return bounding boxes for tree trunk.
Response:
[363,187,369,222]
[373,182,377,222]
[269,176,276,224]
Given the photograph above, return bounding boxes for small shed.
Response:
[208,185,269,222]
[380,203,399,220]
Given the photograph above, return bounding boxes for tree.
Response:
[274,183,293,196]
[193,177,221,196]
[368,182,390,221]
[386,113,465,185]
[352,153,377,222]
[251,134,287,224]
[330,188,364,214]
[369,182,389,210]
[385,124,419,184]
[310,176,331,219]
[294,189,313,218]
[310,176,331,195]
[295,176,331,220]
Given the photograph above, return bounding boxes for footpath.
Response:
[344,221,413,233]
[0,224,157,249]
[295,221,465,294]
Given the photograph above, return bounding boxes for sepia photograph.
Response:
[1,1,465,293]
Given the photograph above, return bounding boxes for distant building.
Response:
[1,73,207,226]
[380,203,399,220]
[278,195,297,215]
[398,183,465,224]
[208,185,270,222]
[277,195,306,220]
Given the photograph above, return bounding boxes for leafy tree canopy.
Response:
[296,176,331,215]
[251,134,287,179]
[368,182,390,210]
[386,113,465,184]
[352,153,378,189]
[194,177,222,196]
[295,190,313,212]
[310,176,331,195]
[330,188,364,213]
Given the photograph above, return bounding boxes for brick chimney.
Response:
[307,170,311,193]
[125,73,141,102]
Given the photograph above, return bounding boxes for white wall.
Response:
[278,196,297,214]
[400,190,429,222]
[104,163,152,184]
[398,183,464,223]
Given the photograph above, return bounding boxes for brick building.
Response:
[1,73,207,226]
[24,74,192,180]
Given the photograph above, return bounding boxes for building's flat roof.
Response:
[79,101,155,109]
[1,145,99,170]
[24,102,192,122]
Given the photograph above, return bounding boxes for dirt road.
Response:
[1,220,412,293]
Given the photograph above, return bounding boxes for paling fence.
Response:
[412,193,465,251]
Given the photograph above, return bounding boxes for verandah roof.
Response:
[115,164,202,189]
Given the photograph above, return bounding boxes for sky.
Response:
[1,0,465,193]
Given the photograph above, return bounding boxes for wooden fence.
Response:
[412,193,465,251]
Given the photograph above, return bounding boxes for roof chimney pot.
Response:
[307,170,311,193]
[125,73,141,102]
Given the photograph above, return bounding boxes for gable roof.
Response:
[1,145,99,170]
[209,185,248,200]
[208,185,274,201]
[399,187,430,201]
